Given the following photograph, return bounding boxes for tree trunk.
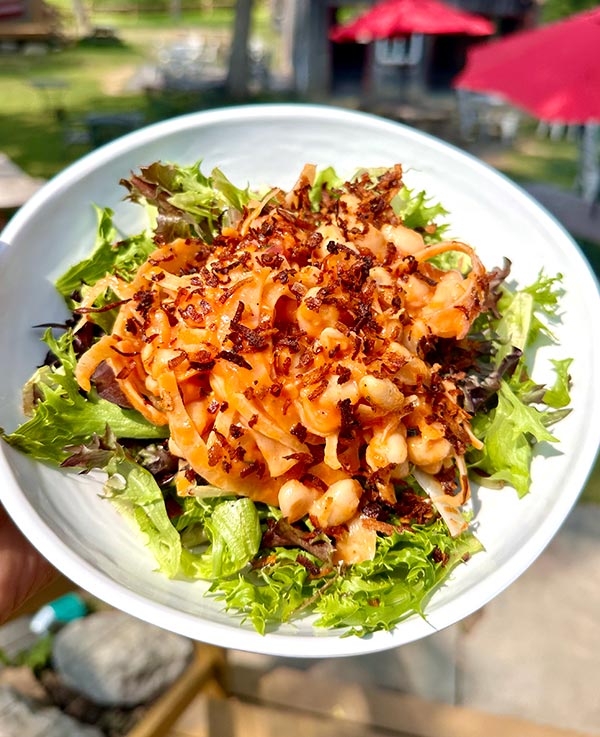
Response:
[169,0,182,20]
[226,0,253,99]
[71,0,92,38]
[577,124,600,206]
[278,0,296,82]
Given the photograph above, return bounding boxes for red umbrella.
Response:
[330,0,494,43]
[454,8,600,123]
[0,1,24,19]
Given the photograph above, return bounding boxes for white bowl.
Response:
[1,104,599,657]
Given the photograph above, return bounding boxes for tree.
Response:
[226,0,253,98]
[169,0,182,20]
[71,0,92,37]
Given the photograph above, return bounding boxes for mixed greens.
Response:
[2,161,571,636]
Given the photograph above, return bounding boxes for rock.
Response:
[0,685,103,737]
[52,611,194,707]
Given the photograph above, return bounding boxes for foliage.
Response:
[0,635,54,672]
[484,133,579,191]
[89,0,235,10]
[542,0,599,22]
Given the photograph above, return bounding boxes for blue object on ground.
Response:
[30,592,87,635]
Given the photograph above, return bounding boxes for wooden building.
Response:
[0,0,62,43]
[291,0,538,98]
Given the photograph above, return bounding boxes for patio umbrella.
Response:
[453,8,600,123]
[330,0,494,44]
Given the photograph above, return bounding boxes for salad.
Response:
[2,161,572,636]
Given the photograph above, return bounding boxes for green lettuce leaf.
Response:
[494,290,533,364]
[211,166,252,213]
[178,497,261,580]
[496,270,564,351]
[55,206,117,299]
[106,454,181,578]
[209,518,481,636]
[470,380,558,496]
[208,547,323,636]
[391,186,449,243]
[309,166,344,211]
[543,358,573,409]
[314,521,481,635]
[2,329,167,464]
[209,498,261,575]
[56,207,157,332]
[468,270,571,496]
[56,207,156,301]
[120,161,253,243]
[523,270,564,316]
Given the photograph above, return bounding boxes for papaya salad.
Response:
[2,162,572,635]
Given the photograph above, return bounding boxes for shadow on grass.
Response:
[0,100,148,179]
[0,88,307,178]
[144,85,305,121]
[0,43,138,79]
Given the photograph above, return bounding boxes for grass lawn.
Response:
[485,135,579,191]
[0,43,149,179]
[0,1,284,179]
[92,7,242,29]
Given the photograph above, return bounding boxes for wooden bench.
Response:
[0,20,61,42]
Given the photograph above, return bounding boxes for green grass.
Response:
[50,0,239,29]
[0,1,281,179]
[91,8,236,29]
[479,130,580,192]
[0,44,148,178]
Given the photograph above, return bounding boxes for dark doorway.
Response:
[427,34,473,89]
[331,41,368,96]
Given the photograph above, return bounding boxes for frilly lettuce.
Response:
[1,329,167,464]
[207,516,481,636]
[468,270,571,495]
[106,453,182,578]
[56,207,156,303]
[120,160,253,243]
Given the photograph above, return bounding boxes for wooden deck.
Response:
[164,663,596,737]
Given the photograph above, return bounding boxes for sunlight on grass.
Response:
[0,2,282,178]
[93,8,236,29]
[0,44,149,178]
[486,135,579,191]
